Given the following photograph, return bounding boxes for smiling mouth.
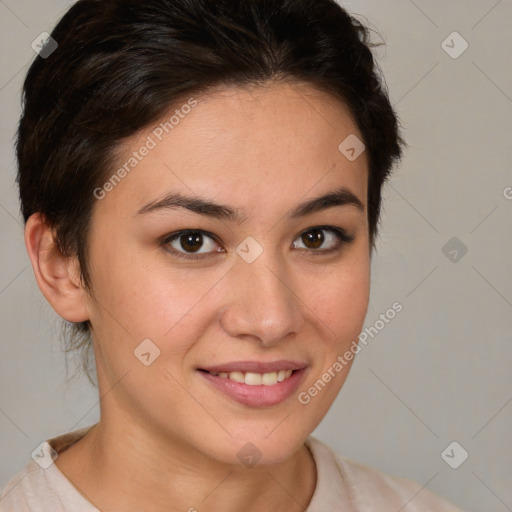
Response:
[199,369,295,386]
[198,364,308,407]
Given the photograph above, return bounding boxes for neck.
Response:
[55,415,317,512]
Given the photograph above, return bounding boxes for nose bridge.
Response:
[220,251,304,345]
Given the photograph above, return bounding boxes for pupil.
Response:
[303,230,324,249]
[181,233,202,252]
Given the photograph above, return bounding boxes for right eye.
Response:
[162,230,225,260]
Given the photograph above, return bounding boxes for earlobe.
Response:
[24,213,90,323]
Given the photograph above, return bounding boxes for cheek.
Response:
[307,257,370,343]
[293,263,369,428]
[86,241,229,363]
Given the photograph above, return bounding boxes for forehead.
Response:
[96,81,368,218]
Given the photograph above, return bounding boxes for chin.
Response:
[211,426,310,467]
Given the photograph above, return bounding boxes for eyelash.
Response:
[161,226,355,261]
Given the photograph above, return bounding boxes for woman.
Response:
[0,0,465,510]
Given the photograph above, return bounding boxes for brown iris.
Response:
[301,229,324,249]
[179,232,203,252]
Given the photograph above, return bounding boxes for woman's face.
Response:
[85,82,370,465]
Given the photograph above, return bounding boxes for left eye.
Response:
[292,227,352,252]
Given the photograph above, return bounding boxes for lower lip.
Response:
[198,368,307,407]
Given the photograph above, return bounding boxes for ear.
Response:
[25,213,89,323]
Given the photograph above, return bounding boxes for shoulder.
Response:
[0,425,99,512]
[0,459,71,512]
[305,435,466,512]
[1,460,40,512]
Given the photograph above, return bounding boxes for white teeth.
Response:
[229,371,245,383]
[277,370,287,382]
[244,372,262,385]
[261,372,278,386]
[209,369,294,385]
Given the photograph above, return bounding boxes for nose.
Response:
[219,256,304,347]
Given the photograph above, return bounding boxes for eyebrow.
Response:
[136,185,364,222]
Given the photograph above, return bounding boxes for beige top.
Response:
[0,424,464,511]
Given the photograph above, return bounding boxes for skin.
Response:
[25,81,370,512]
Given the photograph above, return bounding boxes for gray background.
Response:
[1,1,511,510]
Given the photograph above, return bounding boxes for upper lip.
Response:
[199,360,308,373]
